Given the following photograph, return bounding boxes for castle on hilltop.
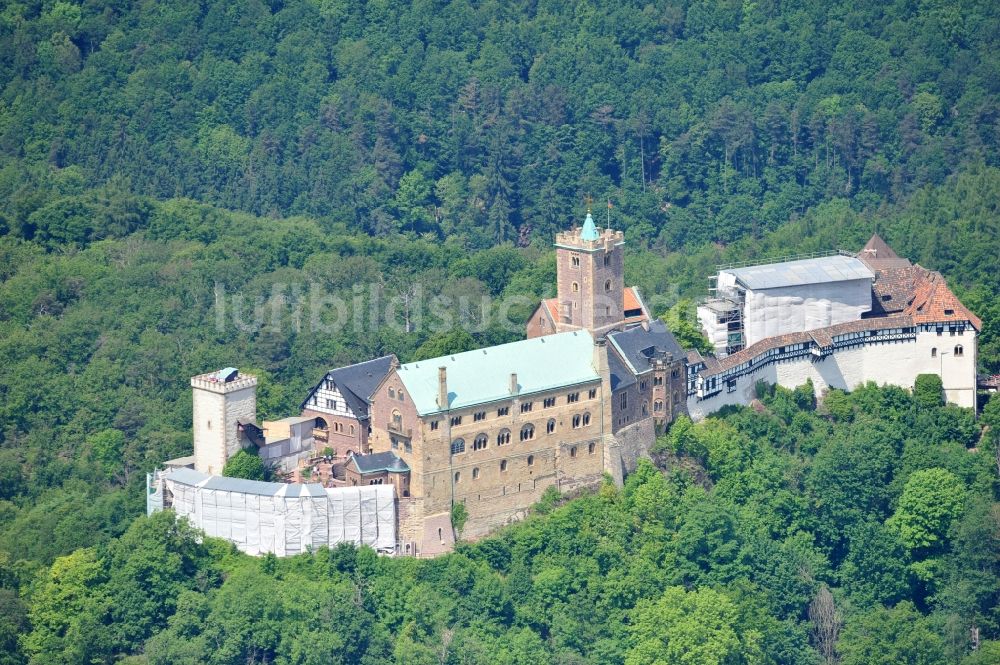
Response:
[149,217,981,558]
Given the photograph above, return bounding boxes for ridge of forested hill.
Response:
[2,0,999,247]
[7,383,1000,664]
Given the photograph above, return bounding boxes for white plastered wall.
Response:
[687,331,977,420]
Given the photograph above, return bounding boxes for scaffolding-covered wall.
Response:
[742,278,871,347]
[148,468,396,556]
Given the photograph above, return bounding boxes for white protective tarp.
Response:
[154,468,396,556]
[742,278,871,347]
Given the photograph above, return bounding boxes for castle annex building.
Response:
[148,222,981,558]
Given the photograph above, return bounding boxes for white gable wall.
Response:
[305,375,359,419]
[687,330,977,420]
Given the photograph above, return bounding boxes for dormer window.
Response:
[881,295,891,302]
[944,309,954,315]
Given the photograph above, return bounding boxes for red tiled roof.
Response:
[904,269,982,330]
[538,286,650,324]
[624,287,644,314]
[860,233,900,260]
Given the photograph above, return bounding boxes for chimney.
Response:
[509,373,518,395]
[437,367,448,409]
[593,337,609,375]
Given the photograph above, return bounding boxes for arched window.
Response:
[547,418,556,434]
[572,281,579,292]
[472,467,480,480]
[350,424,355,435]
[604,279,611,292]
[451,438,465,454]
[527,455,534,466]
[583,412,591,426]
[392,410,402,428]
[570,446,577,458]
[473,434,488,451]
[588,442,596,455]
[500,460,508,472]
[641,402,648,416]
[388,387,395,398]
[438,527,443,542]
[520,424,535,441]
[497,429,511,446]
[571,255,580,267]
[654,400,663,412]
[955,344,964,357]
[931,347,937,357]
[454,471,461,483]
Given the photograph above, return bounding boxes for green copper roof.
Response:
[581,212,600,241]
[397,331,600,416]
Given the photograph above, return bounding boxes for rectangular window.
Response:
[450,416,462,427]
[404,441,412,453]
[567,392,579,403]
[497,406,509,417]
[639,381,647,391]
[430,420,439,431]
[619,392,627,410]
[543,397,556,408]
[391,438,399,449]
[727,378,737,393]
[520,402,533,413]
[326,398,334,409]
[588,389,597,399]
[473,411,486,422]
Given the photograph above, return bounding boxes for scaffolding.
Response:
[147,468,396,556]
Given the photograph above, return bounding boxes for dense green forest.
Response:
[2,0,1000,663]
[8,385,1000,664]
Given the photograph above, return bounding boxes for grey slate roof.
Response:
[348,451,410,474]
[301,355,396,419]
[163,467,328,497]
[724,255,874,290]
[607,320,685,375]
[608,350,635,391]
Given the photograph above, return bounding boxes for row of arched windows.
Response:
[931,345,964,357]
[453,443,595,484]
[570,280,615,293]
[451,414,593,455]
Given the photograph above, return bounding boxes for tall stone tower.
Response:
[191,368,258,474]
[554,210,625,335]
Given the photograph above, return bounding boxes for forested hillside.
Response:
[2,0,1000,663]
[2,0,999,246]
[9,385,1000,664]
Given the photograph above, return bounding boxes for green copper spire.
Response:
[581,212,599,241]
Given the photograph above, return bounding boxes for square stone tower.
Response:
[554,211,625,335]
[191,368,258,474]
